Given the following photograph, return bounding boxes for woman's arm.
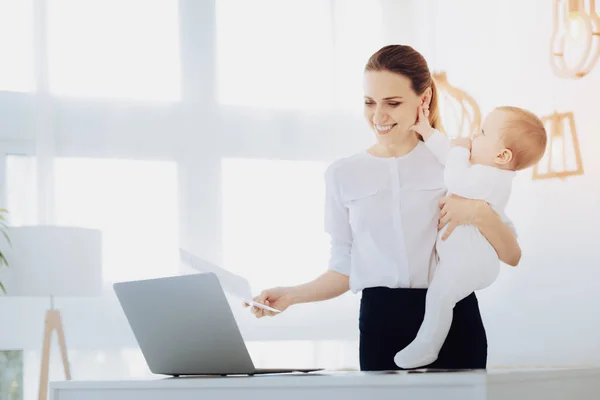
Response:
[289,270,350,304]
[438,195,522,266]
[474,203,521,266]
[249,164,352,318]
[249,271,349,318]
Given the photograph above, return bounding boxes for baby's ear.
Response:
[495,148,513,165]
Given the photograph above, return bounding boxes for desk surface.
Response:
[50,368,600,400]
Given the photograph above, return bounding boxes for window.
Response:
[47,0,181,101]
[221,158,330,289]
[6,155,37,226]
[221,159,360,362]
[216,0,384,111]
[0,0,34,92]
[332,0,384,112]
[6,156,179,286]
[216,0,334,110]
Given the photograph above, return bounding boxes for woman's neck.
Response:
[368,131,420,158]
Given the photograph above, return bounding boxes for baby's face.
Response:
[470,109,508,167]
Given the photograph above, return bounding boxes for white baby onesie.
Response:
[394,132,515,369]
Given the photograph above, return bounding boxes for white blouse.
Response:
[324,132,514,293]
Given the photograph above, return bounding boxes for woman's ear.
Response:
[421,87,433,109]
[495,148,513,165]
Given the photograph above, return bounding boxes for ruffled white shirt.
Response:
[324,131,515,293]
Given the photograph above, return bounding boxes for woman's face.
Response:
[363,70,424,141]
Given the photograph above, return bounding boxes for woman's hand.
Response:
[244,271,350,318]
[438,194,485,240]
[409,104,435,140]
[438,194,522,265]
[243,286,295,318]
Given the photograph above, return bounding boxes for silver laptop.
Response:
[113,273,321,376]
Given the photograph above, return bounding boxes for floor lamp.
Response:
[0,226,102,400]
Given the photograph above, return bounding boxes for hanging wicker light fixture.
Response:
[432,72,482,138]
[550,0,600,78]
[533,111,584,180]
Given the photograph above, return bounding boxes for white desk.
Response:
[49,368,600,400]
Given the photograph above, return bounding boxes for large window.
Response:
[6,156,179,286]
[216,0,384,111]
[221,158,360,367]
[216,0,334,111]
[47,0,181,101]
[0,0,34,92]
[331,0,384,112]
[221,158,330,290]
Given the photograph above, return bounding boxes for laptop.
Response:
[113,273,322,376]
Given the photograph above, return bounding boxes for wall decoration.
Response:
[432,72,482,138]
[533,111,584,179]
[550,0,600,78]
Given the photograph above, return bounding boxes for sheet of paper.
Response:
[179,248,280,313]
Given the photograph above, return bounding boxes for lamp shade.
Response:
[0,226,102,297]
[432,71,481,139]
[533,111,584,180]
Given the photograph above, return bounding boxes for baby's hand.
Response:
[451,137,472,151]
[409,105,435,140]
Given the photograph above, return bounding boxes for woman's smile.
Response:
[374,123,397,133]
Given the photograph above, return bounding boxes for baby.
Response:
[394,105,547,369]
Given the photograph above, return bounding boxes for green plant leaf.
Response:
[0,281,5,295]
[0,253,8,266]
[1,230,10,246]
[0,209,8,213]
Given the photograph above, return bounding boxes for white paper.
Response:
[179,248,280,313]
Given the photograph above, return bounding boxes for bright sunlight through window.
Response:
[0,0,34,92]
[47,0,181,101]
[7,156,179,286]
[332,0,384,112]
[216,0,384,111]
[221,158,330,291]
[216,0,334,110]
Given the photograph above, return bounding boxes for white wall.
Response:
[405,0,600,367]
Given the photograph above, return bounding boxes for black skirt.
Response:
[359,287,487,371]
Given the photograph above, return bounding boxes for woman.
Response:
[245,45,521,371]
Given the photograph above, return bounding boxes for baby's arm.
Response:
[424,130,452,165]
[410,105,453,165]
[451,137,472,151]
[419,129,471,167]
[410,104,472,166]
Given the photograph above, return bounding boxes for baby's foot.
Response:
[394,340,438,369]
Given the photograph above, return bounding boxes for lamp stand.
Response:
[38,307,71,400]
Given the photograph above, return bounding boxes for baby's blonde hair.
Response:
[496,106,547,171]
